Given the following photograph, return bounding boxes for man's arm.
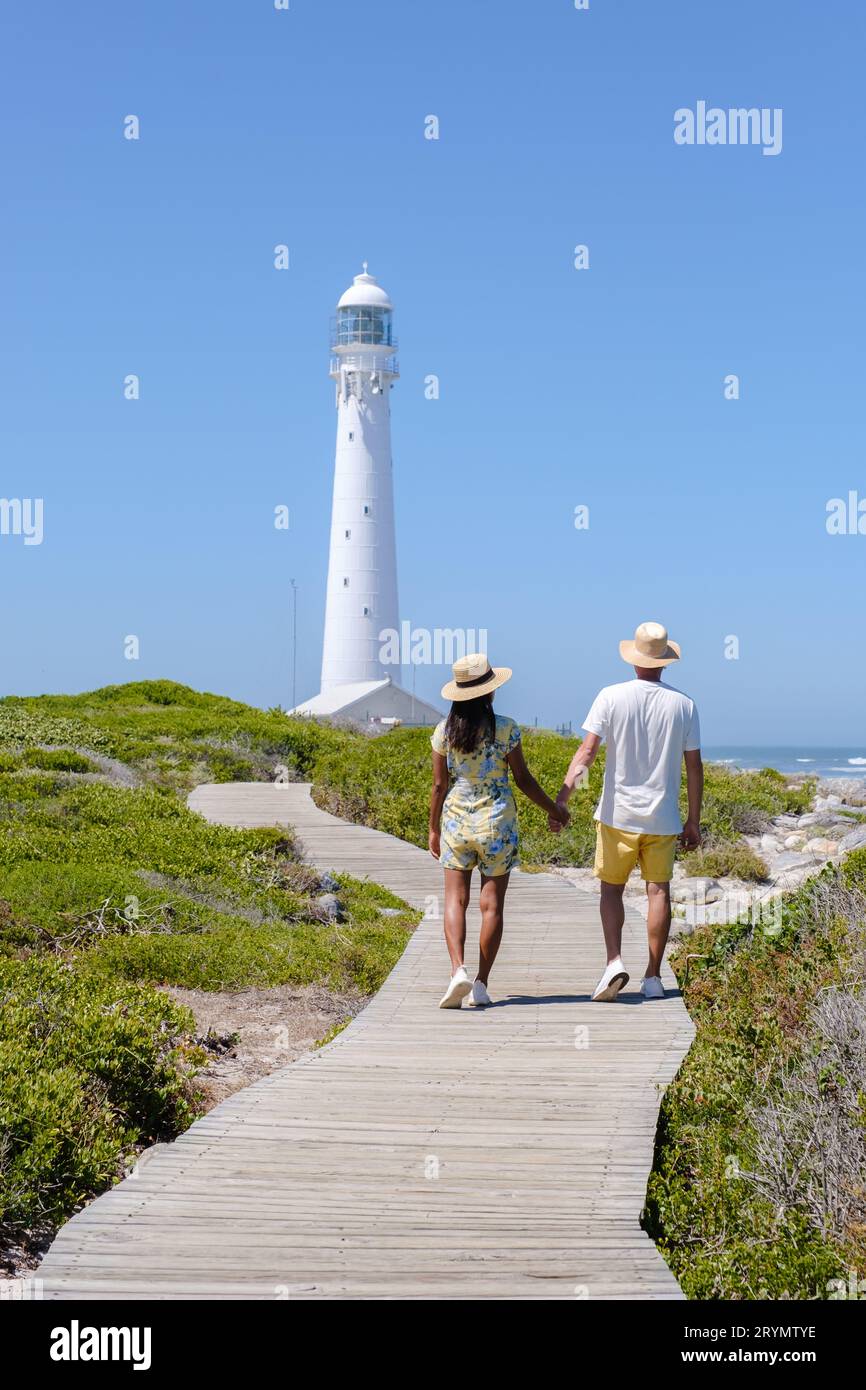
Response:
[681,748,703,848]
[556,732,602,806]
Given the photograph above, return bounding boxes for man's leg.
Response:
[639,835,677,980]
[443,868,472,973]
[599,880,627,963]
[645,880,672,978]
[591,824,639,999]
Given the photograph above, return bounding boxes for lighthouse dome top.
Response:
[337,264,393,311]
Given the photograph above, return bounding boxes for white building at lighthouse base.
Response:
[289,675,440,728]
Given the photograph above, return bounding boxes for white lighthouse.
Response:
[289,267,441,726]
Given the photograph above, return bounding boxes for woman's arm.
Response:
[507,744,569,825]
[429,749,449,858]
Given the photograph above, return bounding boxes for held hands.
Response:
[550,764,588,832]
[428,829,441,860]
[680,818,702,850]
[548,800,570,834]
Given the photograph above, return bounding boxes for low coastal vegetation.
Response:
[645,851,866,1298]
[2,680,861,1299]
[0,686,416,1268]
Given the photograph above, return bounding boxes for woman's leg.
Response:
[477,872,510,983]
[443,868,472,973]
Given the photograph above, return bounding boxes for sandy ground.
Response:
[163,981,366,1106]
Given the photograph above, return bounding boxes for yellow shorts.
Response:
[593,822,678,885]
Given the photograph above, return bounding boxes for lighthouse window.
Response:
[344,528,351,539]
[363,504,371,516]
[348,431,354,441]
[335,306,393,347]
[363,605,370,617]
[343,577,350,588]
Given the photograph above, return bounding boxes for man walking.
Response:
[554,622,703,1001]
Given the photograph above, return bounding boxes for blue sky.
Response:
[2,1,864,743]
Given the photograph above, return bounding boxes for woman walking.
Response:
[429,653,569,1008]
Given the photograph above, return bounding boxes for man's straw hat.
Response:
[441,652,512,702]
[619,621,681,668]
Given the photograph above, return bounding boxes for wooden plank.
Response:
[38,782,694,1300]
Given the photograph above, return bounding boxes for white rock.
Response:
[672,877,722,904]
[760,835,781,853]
[314,892,342,921]
[784,834,805,850]
[804,837,838,856]
[839,824,866,854]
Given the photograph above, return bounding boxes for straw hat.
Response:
[441,652,512,702]
[619,621,681,668]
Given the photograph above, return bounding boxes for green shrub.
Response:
[843,845,866,890]
[681,838,769,882]
[82,877,415,994]
[698,765,814,841]
[0,682,348,792]
[19,748,98,773]
[0,707,113,754]
[0,955,201,1238]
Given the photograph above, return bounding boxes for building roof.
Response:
[287,677,441,725]
[337,265,393,311]
[288,679,391,717]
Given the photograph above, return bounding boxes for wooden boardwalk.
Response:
[39,783,694,1300]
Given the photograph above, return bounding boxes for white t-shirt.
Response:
[582,679,701,835]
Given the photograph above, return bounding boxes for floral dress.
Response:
[431,714,522,876]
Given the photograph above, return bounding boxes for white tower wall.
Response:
[320,270,400,691]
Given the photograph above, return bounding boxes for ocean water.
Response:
[704,747,866,781]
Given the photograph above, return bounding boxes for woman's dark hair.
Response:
[445,693,495,754]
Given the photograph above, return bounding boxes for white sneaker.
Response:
[641,975,665,1000]
[439,966,472,1009]
[466,979,492,1008]
[592,958,630,1002]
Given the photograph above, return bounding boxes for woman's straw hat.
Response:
[441,652,512,702]
[619,621,681,668]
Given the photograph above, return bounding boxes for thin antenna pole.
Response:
[290,579,298,709]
